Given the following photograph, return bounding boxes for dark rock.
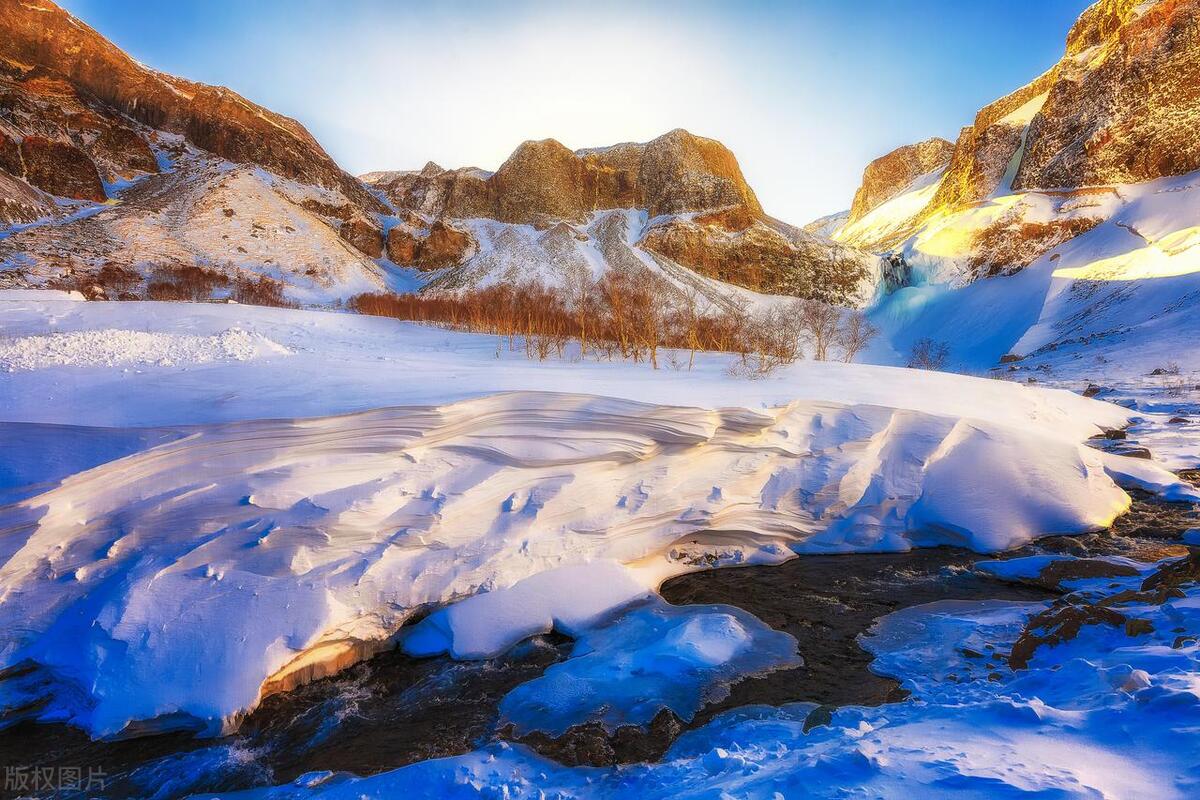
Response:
[508,708,683,767]
[802,705,835,732]
[19,136,106,201]
[339,216,383,258]
[1010,601,1127,670]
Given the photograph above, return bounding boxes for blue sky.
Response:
[58,0,1091,223]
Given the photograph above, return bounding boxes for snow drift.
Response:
[0,384,1190,738]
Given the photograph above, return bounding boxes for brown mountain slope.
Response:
[0,0,381,214]
[835,0,1200,275]
[847,137,953,223]
[364,130,879,305]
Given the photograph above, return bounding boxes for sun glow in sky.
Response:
[59,0,1090,225]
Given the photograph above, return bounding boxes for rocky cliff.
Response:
[366,129,764,226]
[364,130,877,305]
[847,137,953,223]
[835,0,1200,279]
[0,0,877,308]
[1014,0,1200,190]
[0,0,380,213]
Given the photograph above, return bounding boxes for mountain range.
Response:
[1,0,1198,373]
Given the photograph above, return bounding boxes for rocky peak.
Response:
[1014,0,1200,189]
[839,0,1200,261]
[847,137,953,223]
[365,128,763,225]
[0,0,382,213]
[489,138,593,223]
[638,128,763,218]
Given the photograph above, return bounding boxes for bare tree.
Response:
[836,310,878,363]
[908,338,950,370]
[795,299,840,361]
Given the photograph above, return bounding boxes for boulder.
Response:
[340,216,383,258]
[19,136,106,201]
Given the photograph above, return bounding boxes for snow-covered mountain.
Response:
[0,0,393,303]
[363,130,882,308]
[824,0,1200,375]
[0,0,879,309]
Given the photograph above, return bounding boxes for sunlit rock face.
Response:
[362,129,881,303]
[847,137,954,224]
[836,0,1200,282]
[366,129,764,226]
[1015,0,1200,190]
[0,0,382,213]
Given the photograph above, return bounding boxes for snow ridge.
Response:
[0,388,1188,738]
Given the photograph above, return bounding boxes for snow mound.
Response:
[214,554,1200,800]
[403,561,652,660]
[497,599,800,736]
[0,388,1181,738]
[0,327,289,371]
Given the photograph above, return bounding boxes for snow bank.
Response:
[0,293,1131,437]
[498,599,800,736]
[1,291,1187,741]
[215,555,1200,800]
[0,326,288,371]
[0,386,1173,738]
[403,561,652,659]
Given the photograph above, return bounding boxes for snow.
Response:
[0,291,1133,433]
[403,561,652,660]
[866,169,1200,379]
[976,553,1149,582]
[0,326,289,371]
[212,553,1200,799]
[834,166,946,252]
[2,291,1184,740]
[497,599,800,736]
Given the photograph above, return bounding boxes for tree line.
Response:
[351,271,877,375]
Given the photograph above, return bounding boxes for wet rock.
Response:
[1029,558,1141,592]
[1009,601,1127,670]
[1169,417,1191,424]
[802,704,834,732]
[507,709,683,767]
[1124,618,1155,637]
[1140,549,1200,600]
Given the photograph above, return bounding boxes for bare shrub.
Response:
[908,338,950,370]
[234,275,290,307]
[795,299,840,361]
[146,265,229,302]
[836,310,879,363]
[353,278,818,374]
